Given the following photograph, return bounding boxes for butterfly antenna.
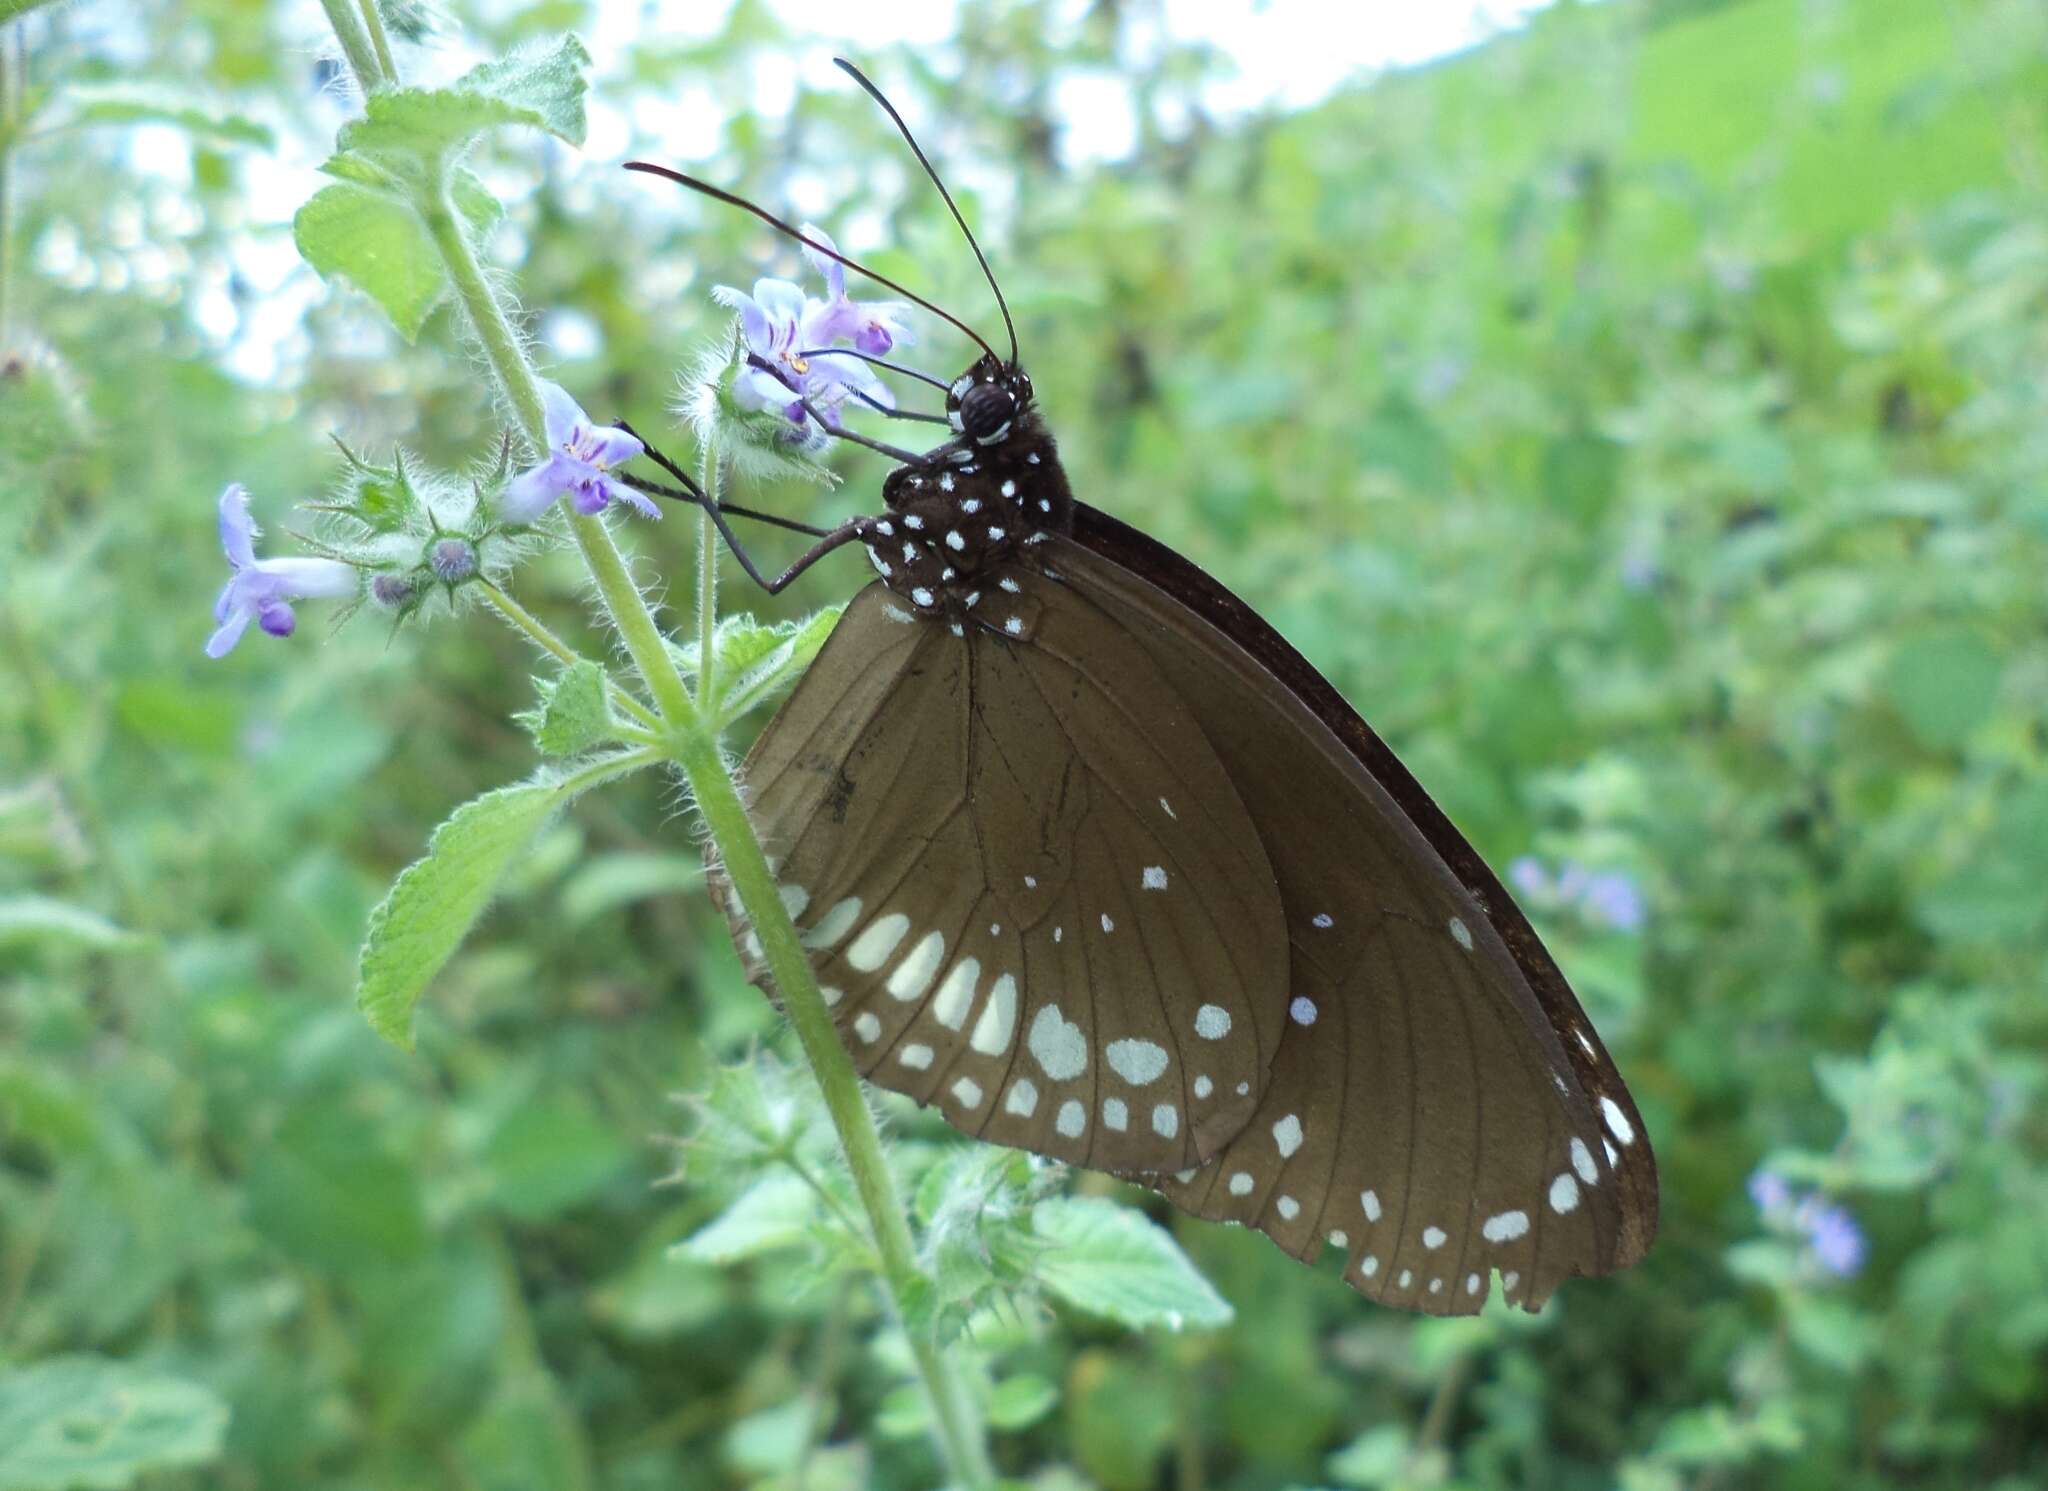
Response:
[834,57,1019,365]
[623,161,1002,363]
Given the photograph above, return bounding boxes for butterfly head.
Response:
[946,354,1033,445]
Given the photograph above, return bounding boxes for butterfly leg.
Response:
[614,420,834,538]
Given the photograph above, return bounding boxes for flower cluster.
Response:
[1508,856,1646,932]
[1749,1168,1866,1278]
[712,225,912,435]
[205,382,657,658]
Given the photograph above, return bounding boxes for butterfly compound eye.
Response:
[959,382,1016,441]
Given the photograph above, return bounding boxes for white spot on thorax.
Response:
[999,576,1022,594]
[945,530,966,552]
[962,497,981,513]
[1000,480,1016,498]
[904,513,924,528]
[846,913,910,971]
[1194,1004,1232,1039]
[1273,1114,1303,1158]
[1004,616,1024,636]
[910,586,935,608]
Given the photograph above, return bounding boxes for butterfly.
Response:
[621,61,1657,1315]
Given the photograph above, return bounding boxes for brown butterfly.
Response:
[620,61,1656,1315]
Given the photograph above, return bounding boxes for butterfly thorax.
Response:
[856,392,1074,628]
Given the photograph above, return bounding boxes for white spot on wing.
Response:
[1273,1114,1303,1158]
[846,912,910,971]
[1194,1004,1231,1039]
[1026,1003,1087,1079]
[887,930,946,1002]
[1549,1172,1580,1214]
[1571,1136,1600,1185]
[1362,1255,1379,1277]
[1101,1098,1128,1131]
[1312,912,1334,928]
[798,901,864,950]
[1141,866,1168,891]
[1422,1226,1446,1250]
[1003,1078,1038,1117]
[1099,913,1114,933]
[1159,797,1176,819]
[1361,1189,1382,1222]
[1449,916,1474,950]
[1601,1095,1637,1146]
[1482,1209,1530,1242]
[1289,996,1317,1026]
[1105,1038,1169,1086]
[778,884,810,919]
[853,1012,881,1043]
[951,1077,982,1108]
[1055,1099,1085,1138]
[1193,1074,1213,1099]
[898,1043,933,1070]
[931,957,980,1029]
[1227,1172,1254,1196]
[1152,1104,1178,1138]
[971,974,1018,1055]
[1276,1195,1300,1220]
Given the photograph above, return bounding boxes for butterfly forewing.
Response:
[1052,512,1658,1313]
[721,576,1292,1173]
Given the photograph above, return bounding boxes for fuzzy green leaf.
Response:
[1025,1197,1233,1331]
[336,35,590,165]
[710,606,846,722]
[64,84,274,148]
[0,1356,228,1490]
[671,1172,819,1264]
[985,1374,1059,1430]
[293,181,446,341]
[526,659,613,757]
[357,759,645,1046]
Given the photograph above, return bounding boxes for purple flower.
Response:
[712,273,896,429]
[208,484,357,658]
[1581,870,1646,932]
[1748,1168,1791,1216]
[1509,856,1551,897]
[429,538,477,582]
[1802,1202,1866,1277]
[799,224,916,358]
[500,382,655,524]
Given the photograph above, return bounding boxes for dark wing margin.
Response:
[1060,503,1657,1313]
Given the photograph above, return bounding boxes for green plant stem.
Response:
[317,0,387,92]
[0,25,19,343]
[692,440,722,708]
[338,19,993,1481]
[675,730,996,1491]
[356,0,397,83]
[480,579,662,731]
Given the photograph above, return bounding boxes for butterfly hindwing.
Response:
[722,577,1292,1173]
[1055,511,1658,1314]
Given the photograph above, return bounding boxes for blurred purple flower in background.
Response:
[500,382,654,523]
[1748,1166,1866,1280]
[207,484,357,658]
[1507,856,1646,932]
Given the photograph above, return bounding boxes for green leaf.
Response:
[337,35,590,165]
[63,83,274,148]
[0,1356,227,1491]
[1325,1424,1413,1488]
[671,1172,820,1264]
[557,851,703,923]
[244,1107,430,1272]
[481,1095,631,1221]
[526,658,614,757]
[711,606,846,723]
[356,759,643,1047]
[294,181,447,342]
[985,1374,1058,1431]
[1024,1197,1233,1331]
[0,896,137,952]
[1883,626,2002,750]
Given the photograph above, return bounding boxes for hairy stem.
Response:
[355,0,397,83]
[693,439,721,708]
[317,0,387,92]
[322,16,992,1483]
[480,579,662,731]
[677,731,995,1491]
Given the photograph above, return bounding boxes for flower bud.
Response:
[428,536,478,582]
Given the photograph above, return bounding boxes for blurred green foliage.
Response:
[4,0,2047,1487]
